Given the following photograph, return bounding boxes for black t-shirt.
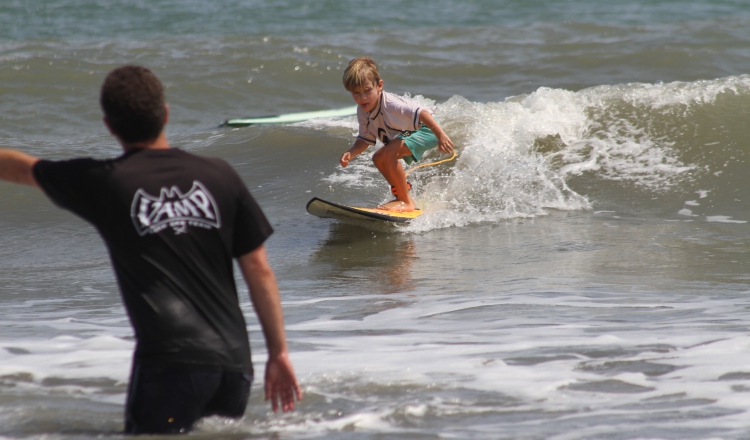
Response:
[33,148,273,374]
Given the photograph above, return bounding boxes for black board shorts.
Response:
[124,362,253,435]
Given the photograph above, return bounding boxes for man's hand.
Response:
[265,351,302,412]
[238,247,302,413]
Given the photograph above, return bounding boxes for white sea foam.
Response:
[270,285,750,436]
[313,76,737,231]
[8,290,750,438]
[0,335,132,385]
[706,215,747,224]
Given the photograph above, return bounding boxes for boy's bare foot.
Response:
[378,199,415,212]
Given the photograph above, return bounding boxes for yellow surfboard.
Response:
[306,197,422,223]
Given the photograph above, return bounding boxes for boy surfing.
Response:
[339,57,454,212]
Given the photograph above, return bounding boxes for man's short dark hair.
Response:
[100,65,166,143]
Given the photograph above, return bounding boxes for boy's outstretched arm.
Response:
[0,149,39,187]
[340,138,370,168]
[419,112,454,155]
[238,245,302,413]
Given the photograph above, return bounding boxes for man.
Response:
[0,65,301,434]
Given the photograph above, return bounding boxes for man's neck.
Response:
[120,132,170,153]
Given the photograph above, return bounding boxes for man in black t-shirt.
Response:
[0,65,301,434]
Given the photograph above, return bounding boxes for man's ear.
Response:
[103,116,115,135]
[164,104,169,125]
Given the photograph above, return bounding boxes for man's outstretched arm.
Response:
[237,245,302,412]
[0,149,39,187]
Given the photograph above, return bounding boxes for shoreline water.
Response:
[1,1,750,438]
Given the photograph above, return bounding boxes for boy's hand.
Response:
[340,151,352,167]
[437,134,454,155]
[340,139,368,168]
[418,111,454,156]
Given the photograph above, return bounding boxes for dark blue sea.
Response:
[1,1,749,438]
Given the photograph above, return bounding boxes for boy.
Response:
[339,57,454,212]
[0,65,301,434]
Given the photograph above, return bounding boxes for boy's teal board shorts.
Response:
[398,121,439,165]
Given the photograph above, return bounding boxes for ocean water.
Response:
[1,1,749,439]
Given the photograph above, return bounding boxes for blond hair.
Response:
[342,57,381,92]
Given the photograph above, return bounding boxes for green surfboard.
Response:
[222,106,357,127]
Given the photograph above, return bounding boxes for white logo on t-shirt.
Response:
[131,181,221,236]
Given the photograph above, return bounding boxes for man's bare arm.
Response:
[0,149,39,187]
[237,245,302,412]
